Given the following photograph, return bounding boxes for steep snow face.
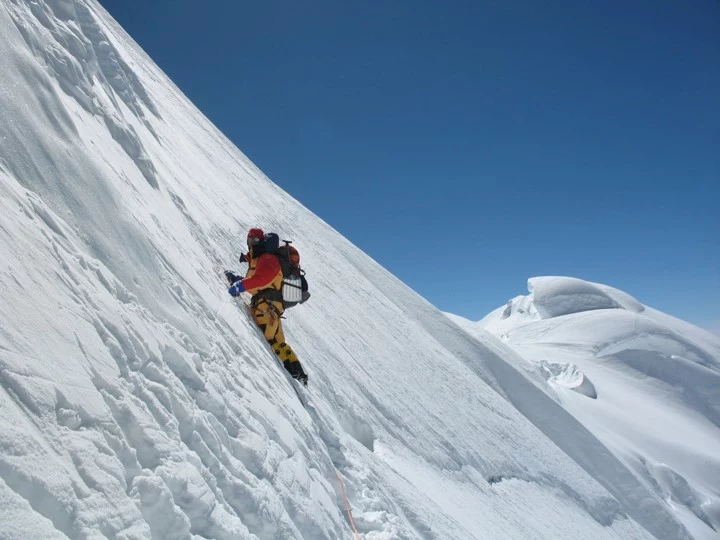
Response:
[472,277,720,540]
[0,2,695,539]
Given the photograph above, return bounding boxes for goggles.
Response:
[247,236,262,246]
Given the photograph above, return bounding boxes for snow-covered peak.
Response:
[481,276,653,339]
[528,276,645,318]
[468,277,720,539]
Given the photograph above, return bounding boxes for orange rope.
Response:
[335,468,361,539]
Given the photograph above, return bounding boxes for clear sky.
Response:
[98,0,719,326]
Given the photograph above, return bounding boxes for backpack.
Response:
[264,233,310,308]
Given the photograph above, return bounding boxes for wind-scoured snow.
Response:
[527,276,645,319]
[453,276,720,540]
[0,1,704,539]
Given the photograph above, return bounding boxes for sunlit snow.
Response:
[0,1,715,539]
[451,276,720,540]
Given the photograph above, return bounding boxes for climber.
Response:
[225,228,308,386]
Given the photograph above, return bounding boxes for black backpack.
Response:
[264,233,310,308]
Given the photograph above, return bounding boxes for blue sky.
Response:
[99,0,719,325]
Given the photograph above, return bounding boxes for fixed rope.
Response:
[335,468,361,539]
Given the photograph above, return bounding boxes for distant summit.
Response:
[451,276,720,538]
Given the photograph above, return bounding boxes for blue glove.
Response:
[228,280,245,297]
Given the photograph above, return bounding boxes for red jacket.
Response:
[242,252,282,292]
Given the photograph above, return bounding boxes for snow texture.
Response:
[528,276,645,319]
[0,1,708,539]
[459,276,720,540]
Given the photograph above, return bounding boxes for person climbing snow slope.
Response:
[225,227,309,386]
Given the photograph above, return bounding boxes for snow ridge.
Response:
[474,276,720,540]
[6,0,159,187]
[528,276,644,319]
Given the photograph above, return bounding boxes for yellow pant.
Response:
[251,299,300,365]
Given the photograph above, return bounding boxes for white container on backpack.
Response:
[282,276,303,304]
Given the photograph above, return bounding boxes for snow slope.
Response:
[0,1,699,539]
[455,277,720,540]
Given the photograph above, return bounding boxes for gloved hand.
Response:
[228,280,245,297]
[239,253,247,263]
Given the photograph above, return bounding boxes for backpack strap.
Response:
[252,289,284,305]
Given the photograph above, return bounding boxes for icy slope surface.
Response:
[465,277,720,540]
[0,2,692,539]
